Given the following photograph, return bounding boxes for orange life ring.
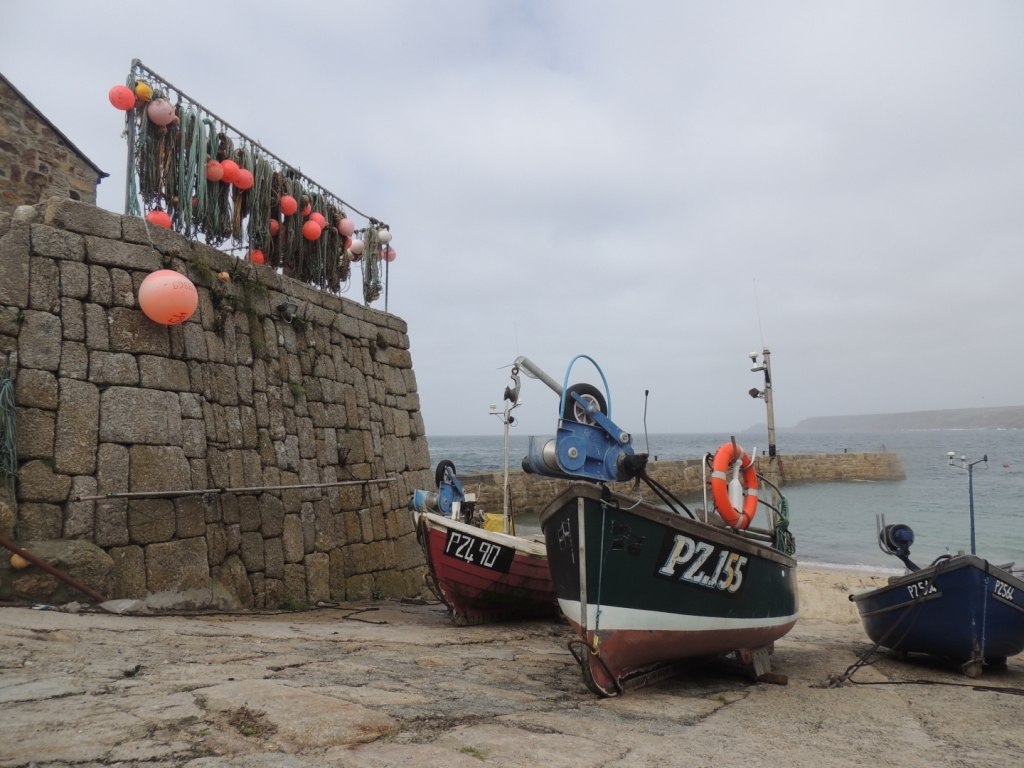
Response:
[711,442,758,529]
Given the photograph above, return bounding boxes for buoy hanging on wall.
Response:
[145,210,172,228]
[250,249,265,265]
[147,99,176,126]
[138,270,199,325]
[302,221,322,240]
[134,82,153,102]
[108,85,136,110]
[309,212,326,227]
[269,219,280,236]
[220,160,240,184]
[280,195,298,216]
[205,160,224,182]
[382,246,397,263]
[378,229,393,245]
[234,169,254,190]
[338,218,355,237]
[349,239,364,261]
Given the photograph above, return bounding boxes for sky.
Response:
[2,1,1023,438]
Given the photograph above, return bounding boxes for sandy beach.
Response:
[1,567,1021,768]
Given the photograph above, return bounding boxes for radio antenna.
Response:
[643,389,650,455]
[753,279,765,349]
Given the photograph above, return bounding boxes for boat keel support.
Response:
[736,643,787,684]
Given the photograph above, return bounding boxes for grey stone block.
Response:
[84,235,160,271]
[17,460,71,503]
[30,224,85,262]
[43,198,122,239]
[212,554,253,609]
[109,545,146,599]
[264,537,284,579]
[64,475,96,539]
[84,302,109,350]
[59,260,90,299]
[128,499,176,545]
[18,311,61,370]
[206,523,227,567]
[121,215,191,253]
[88,265,112,305]
[29,256,59,312]
[107,306,170,356]
[61,297,84,341]
[100,387,182,445]
[259,493,285,538]
[15,407,54,460]
[96,443,129,494]
[305,552,329,604]
[145,537,209,593]
[128,445,191,493]
[282,514,304,564]
[54,379,99,475]
[15,368,58,409]
[0,222,31,308]
[138,355,190,391]
[18,502,63,540]
[182,419,207,458]
[88,351,139,385]
[94,499,129,547]
[175,496,207,538]
[240,531,265,572]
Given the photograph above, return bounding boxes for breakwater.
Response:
[458,452,905,517]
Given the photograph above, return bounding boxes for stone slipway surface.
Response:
[1,569,1022,767]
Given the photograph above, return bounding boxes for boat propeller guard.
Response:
[711,441,758,529]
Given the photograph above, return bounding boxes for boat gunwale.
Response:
[419,512,548,558]
[849,554,1024,604]
[538,482,796,567]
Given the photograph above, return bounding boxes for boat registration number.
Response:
[443,530,515,573]
[655,533,748,594]
[995,580,1015,601]
[906,580,938,599]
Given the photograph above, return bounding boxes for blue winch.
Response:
[517,355,647,484]
[409,460,472,519]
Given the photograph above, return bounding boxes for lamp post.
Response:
[948,451,987,556]
[748,348,777,488]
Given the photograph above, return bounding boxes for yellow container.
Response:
[482,514,505,532]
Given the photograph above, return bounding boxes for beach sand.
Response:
[1,567,1021,767]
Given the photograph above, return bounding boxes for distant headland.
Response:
[744,405,1024,433]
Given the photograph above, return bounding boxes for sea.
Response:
[428,430,1024,573]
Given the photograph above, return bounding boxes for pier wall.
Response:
[459,451,906,517]
[0,199,430,607]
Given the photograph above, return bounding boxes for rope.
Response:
[773,495,796,555]
[0,355,18,544]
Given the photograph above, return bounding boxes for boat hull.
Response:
[540,484,798,693]
[851,555,1024,665]
[417,512,558,625]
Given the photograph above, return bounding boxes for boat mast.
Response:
[492,367,522,536]
[749,348,778,490]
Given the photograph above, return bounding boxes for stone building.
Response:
[1,72,107,210]
[0,198,430,608]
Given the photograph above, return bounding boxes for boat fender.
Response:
[711,442,758,529]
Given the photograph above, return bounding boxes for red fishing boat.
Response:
[408,367,558,625]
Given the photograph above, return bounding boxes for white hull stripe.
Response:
[558,599,799,633]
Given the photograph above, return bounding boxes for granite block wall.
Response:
[0,198,430,607]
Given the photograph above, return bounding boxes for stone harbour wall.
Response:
[0,197,431,608]
[459,451,906,517]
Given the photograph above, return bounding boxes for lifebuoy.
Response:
[711,442,758,529]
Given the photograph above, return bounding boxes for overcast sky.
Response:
[3,2,1022,438]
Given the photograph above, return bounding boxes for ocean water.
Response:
[428,430,1024,572]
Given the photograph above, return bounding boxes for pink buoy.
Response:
[302,220,322,240]
[338,218,355,237]
[145,210,172,229]
[234,169,254,190]
[349,239,364,256]
[147,99,176,126]
[108,85,136,111]
[382,246,396,263]
[309,212,326,227]
[220,160,240,184]
[280,195,298,216]
[205,160,224,182]
[269,219,280,236]
[138,270,198,325]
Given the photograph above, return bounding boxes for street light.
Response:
[948,451,988,556]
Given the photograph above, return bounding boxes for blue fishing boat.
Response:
[850,454,1024,677]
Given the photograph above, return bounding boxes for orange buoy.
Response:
[10,553,30,570]
[302,221,322,240]
[220,160,240,184]
[134,82,153,103]
[145,210,172,229]
[217,271,231,283]
[301,202,312,217]
[109,85,136,110]
[234,169,254,190]
[710,442,758,529]
[250,249,265,265]
[280,195,298,216]
[206,160,224,182]
[138,270,199,325]
[309,212,326,227]
[269,219,280,236]
[338,218,355,237]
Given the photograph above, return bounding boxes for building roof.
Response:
[0,71,108,179]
